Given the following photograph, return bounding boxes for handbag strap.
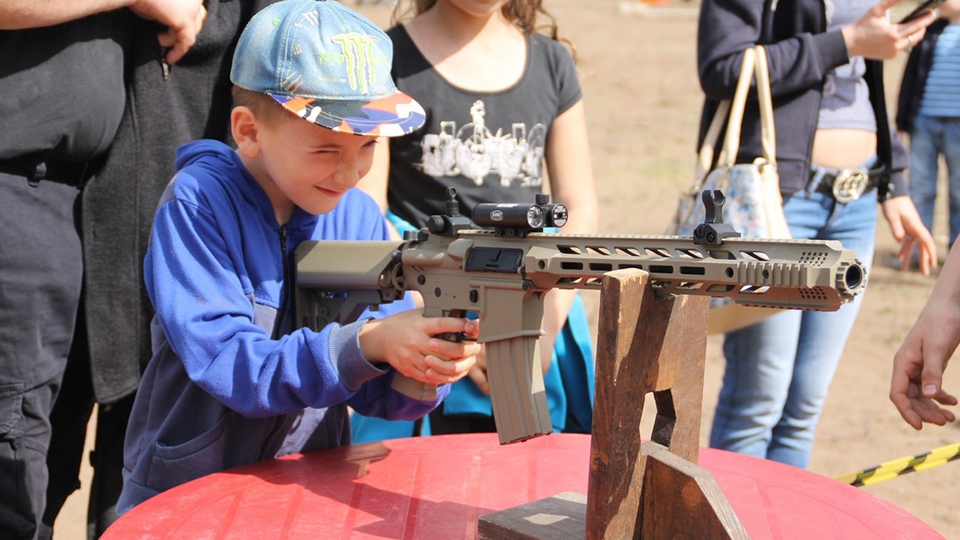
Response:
[716,45,777,169]
[754,45,777,167]
[694,101,731,186]
[715,46,755,168]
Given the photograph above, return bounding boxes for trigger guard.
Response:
[435,332,470,342]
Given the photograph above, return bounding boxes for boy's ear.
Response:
[232,106,261,159]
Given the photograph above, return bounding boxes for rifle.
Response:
[294,189,866,444]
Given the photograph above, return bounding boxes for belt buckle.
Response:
[831,170,868,203]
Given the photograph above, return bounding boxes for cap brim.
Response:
[268,92,425,137]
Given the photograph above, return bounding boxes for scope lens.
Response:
[526,205,546,228]
[550,204,568,228]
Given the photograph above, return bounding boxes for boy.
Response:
[116,0,480,514]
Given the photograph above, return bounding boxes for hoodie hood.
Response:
[173,139,318,235]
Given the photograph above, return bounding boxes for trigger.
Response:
[435,332,476,342]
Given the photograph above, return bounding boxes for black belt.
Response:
[808,164,883,203]
[0,154,98,188]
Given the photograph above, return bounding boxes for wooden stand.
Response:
[478,269,749,539]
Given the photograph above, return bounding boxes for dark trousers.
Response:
[40,305,133,540]
[0,172,83,540]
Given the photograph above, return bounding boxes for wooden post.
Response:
[479,269,747,539]
[585,268,715,538]
[639,442,748,538]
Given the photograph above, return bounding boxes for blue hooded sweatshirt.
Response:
[118,140,445,513]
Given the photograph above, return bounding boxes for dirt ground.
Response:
[55,1,960,538]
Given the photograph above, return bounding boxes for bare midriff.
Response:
[811,128,877,169]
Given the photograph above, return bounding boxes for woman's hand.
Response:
[881,195,938,275]
[841,0,937,59]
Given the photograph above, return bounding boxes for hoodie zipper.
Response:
[260,224,299,460]
[272,225,290,339]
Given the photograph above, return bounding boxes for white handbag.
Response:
[672,45,789,240]
[670,45,791,334]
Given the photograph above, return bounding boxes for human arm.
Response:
[539,100,600,375]
[1,0,205,65]
[882,195,938,275]
[0,0,135,28]
[359,311,479,385]
[128,0,207,65]
[890,237,960,429]
[348,299,479,420]
[697,0,933,100]
[460,99,599,392]
[841,0,936,59]
[146,183,475,418]
[697,0,849,99]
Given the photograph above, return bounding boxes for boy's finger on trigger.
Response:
[432,331,476,343]
[429,315,472,333]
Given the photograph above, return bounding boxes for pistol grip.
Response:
[390,374,439,401]
[485,336,553,444]
[390,328,460,400]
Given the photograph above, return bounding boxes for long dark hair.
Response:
[391,0,577,60]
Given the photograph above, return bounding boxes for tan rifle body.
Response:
[295,226,866,445]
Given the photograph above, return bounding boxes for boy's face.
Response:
[235,107,378,220]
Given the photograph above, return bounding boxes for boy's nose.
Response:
[333,159,361,187]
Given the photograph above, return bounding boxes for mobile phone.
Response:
[899,0,945,24]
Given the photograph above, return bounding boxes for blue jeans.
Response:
[709,188,877,468]
[909,114,960,244]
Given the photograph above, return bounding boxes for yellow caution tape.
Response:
[836,442,960,487]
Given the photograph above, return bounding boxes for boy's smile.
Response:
[234,105,378,224]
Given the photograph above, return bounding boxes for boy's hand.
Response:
[359,310,481,385]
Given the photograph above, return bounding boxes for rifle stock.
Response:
[294,191,867,444]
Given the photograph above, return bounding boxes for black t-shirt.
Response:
[386,25,582,227]
[0,11,126,162]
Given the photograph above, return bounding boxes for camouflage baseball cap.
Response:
[230,0,425,137]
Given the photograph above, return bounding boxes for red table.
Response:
[102,433,942,539]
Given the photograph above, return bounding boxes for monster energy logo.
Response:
[316,33,387,94]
